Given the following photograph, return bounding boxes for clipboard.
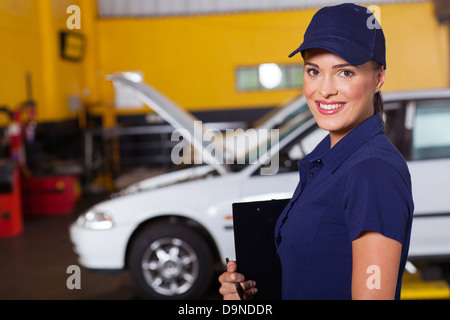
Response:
[232,198,290,300]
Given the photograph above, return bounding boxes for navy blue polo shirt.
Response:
[274,114,414,300]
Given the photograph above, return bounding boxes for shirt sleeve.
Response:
[343,158,413,244]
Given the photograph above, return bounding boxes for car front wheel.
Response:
[128,220,214,299]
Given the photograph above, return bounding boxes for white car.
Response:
[70,75,450,299]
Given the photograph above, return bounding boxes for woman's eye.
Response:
[307,68,320,77]
[339,70,354,78]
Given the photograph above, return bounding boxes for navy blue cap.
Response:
[289,3,386,69]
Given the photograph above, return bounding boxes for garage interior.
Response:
[1,0,450,300]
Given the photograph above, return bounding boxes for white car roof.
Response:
[383,88,450,102]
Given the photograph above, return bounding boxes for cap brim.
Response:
[288,47,302,58]
[288,37,373,67]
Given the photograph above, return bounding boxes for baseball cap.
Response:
[289,3,386,69]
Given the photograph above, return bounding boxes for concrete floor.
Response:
[0,193,221,300]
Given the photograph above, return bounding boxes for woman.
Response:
[219,3,414,300]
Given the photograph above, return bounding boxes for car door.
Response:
[405,99,450,258]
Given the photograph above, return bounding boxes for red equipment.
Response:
[21,175,81,217]
[0,160,23,237]
[0,99,35,237]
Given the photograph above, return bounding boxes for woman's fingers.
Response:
[219,280,258,300]
[218,278,258,300]
[226,259,238,272]
[241,280,258,300]
[219,261,245,283]
[218,282,239,298]
[218,259,258,300]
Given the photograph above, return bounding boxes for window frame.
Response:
[235,63,304,92]
[410,98,450,161]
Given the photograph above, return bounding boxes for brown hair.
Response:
[374,91,384,116]
[371,61,385,127]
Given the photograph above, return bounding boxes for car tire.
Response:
[128,220,214,300]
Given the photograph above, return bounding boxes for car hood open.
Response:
[107,72,307,176]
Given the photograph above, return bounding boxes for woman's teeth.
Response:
[318,103,345,110]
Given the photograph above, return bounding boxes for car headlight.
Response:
[77,210,114,230]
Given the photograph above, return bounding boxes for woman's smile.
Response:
[315,100,347,115]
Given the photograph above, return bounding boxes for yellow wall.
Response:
[96,1,449,113]
[382,2,449,91]
[97,11,310,112]
[0,0,94,126]
[0,0,42,125]
[1,1,449,125]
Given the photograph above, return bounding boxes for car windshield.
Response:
[228,101,313,172]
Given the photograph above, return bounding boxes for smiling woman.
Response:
[218,3,414,300]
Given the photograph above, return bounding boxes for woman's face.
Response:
[303,49,385,147]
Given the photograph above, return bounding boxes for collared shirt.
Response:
[274,114,414,300]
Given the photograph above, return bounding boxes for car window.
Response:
[233,107,315,173]
[257,125,327,174]
[412,100,450,160]
[384,101,411,160]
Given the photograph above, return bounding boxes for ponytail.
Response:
[371,61,385,130]
[373,91,385,131]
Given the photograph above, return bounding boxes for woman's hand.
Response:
[218,259,258,300]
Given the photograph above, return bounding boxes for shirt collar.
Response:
[301,114,385,173]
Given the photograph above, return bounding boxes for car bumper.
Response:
[69,222,133,270]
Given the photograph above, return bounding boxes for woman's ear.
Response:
[375,67,385,93]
